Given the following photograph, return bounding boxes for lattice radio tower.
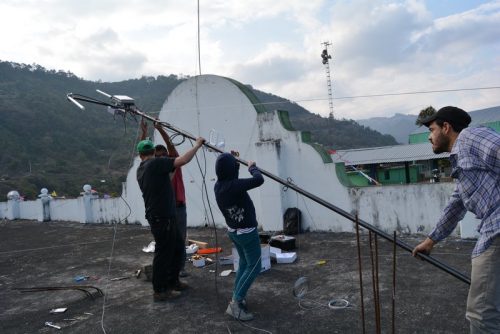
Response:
[321,41,334,119]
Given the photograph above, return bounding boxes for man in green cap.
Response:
[136,130,205,302]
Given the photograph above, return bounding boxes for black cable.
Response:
[188,137,221,301]
[170,133,186,146]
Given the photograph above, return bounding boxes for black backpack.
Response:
[283,208,301,235]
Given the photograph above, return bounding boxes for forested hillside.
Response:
[0,61,397,198]
[251,90,397,148]
[0,61,182,198]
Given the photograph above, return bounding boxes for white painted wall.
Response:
[18,200,39,220]
[50,198,82,222]
[0,202,7,218]
[0,74,481,240]
[349,183,455,234]
[0,194,138,225]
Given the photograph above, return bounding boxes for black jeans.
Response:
[175,204,187,270]
[149,217,184,293]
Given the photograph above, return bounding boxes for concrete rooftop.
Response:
[0,220,473,333]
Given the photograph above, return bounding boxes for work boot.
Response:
[153,290,181,302]
[173,280,189,291]
[225,300,254,321]
[143,265,153,282]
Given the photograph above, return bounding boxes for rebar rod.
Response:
[392,231,396,334]
[355,216,366,334]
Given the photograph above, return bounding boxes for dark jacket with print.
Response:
[214,153,264,229]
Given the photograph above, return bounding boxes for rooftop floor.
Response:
[0,220,473,333]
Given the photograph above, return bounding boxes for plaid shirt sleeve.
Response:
[429,185,467,242]
[466,127,500,174]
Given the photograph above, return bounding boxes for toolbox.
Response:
[269,235,296,251]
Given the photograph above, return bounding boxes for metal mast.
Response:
[321,41,334,119]
[66,91,472,286]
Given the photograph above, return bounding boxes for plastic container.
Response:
[276,252,297,264]
[192,257,205,267]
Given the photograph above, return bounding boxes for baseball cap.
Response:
[420,106,471,128]
[137,139,155,154]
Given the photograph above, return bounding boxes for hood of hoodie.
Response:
[215,153,240,181]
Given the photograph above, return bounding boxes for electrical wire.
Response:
[0,235,146,256]
[189,137,221,298]
[150,86,500,117]
[197,0,202,75]
[100,194,132,334]
[100,120,140,334]
[297,293,353,311]
[182,131,276,334]
[266,86,500,106]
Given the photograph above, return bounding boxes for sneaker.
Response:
[225,301,254,321]
[240,299,248,311]
[173,280,189,291]
[153,290,181,302]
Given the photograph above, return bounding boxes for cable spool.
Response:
[293,276,309,299]
[328,299,350,309]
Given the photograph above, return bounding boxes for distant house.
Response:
[331,143,450,186]
[333,106,500,186]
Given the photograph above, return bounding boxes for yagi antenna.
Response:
[96,89,112,98]
[96,89,136,108]
[67,94,85,110]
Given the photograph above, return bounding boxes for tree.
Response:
[415,106,436,126]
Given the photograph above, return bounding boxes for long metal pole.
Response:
[67,95,470,286]
[132,107,471,285]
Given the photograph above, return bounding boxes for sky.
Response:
[0,0,499,119]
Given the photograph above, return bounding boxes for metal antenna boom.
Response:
[66,92,471,285]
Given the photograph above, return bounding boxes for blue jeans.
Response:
[228,229,261,302]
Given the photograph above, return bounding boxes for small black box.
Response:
[259,232,271,244]
[270,235,296,251]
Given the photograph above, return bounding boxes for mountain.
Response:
[358,107,500,143]
[0,61,397,198]
[251,89,397,149]
[357,113,419,144]
[0,61,183,199]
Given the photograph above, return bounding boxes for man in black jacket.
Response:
[136,135,204,302]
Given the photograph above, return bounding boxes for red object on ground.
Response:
[197,247,223,255]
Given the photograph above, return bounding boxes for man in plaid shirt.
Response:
[413,106,500,333]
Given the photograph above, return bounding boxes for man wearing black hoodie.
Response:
[214,152,264,321]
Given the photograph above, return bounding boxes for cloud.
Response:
[229,43,308,86]
[412,2,500,55]
[67,28,148,81]
[0,0,499,118]
[285,0,500,118]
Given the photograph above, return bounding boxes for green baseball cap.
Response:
[137,139,155,154]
